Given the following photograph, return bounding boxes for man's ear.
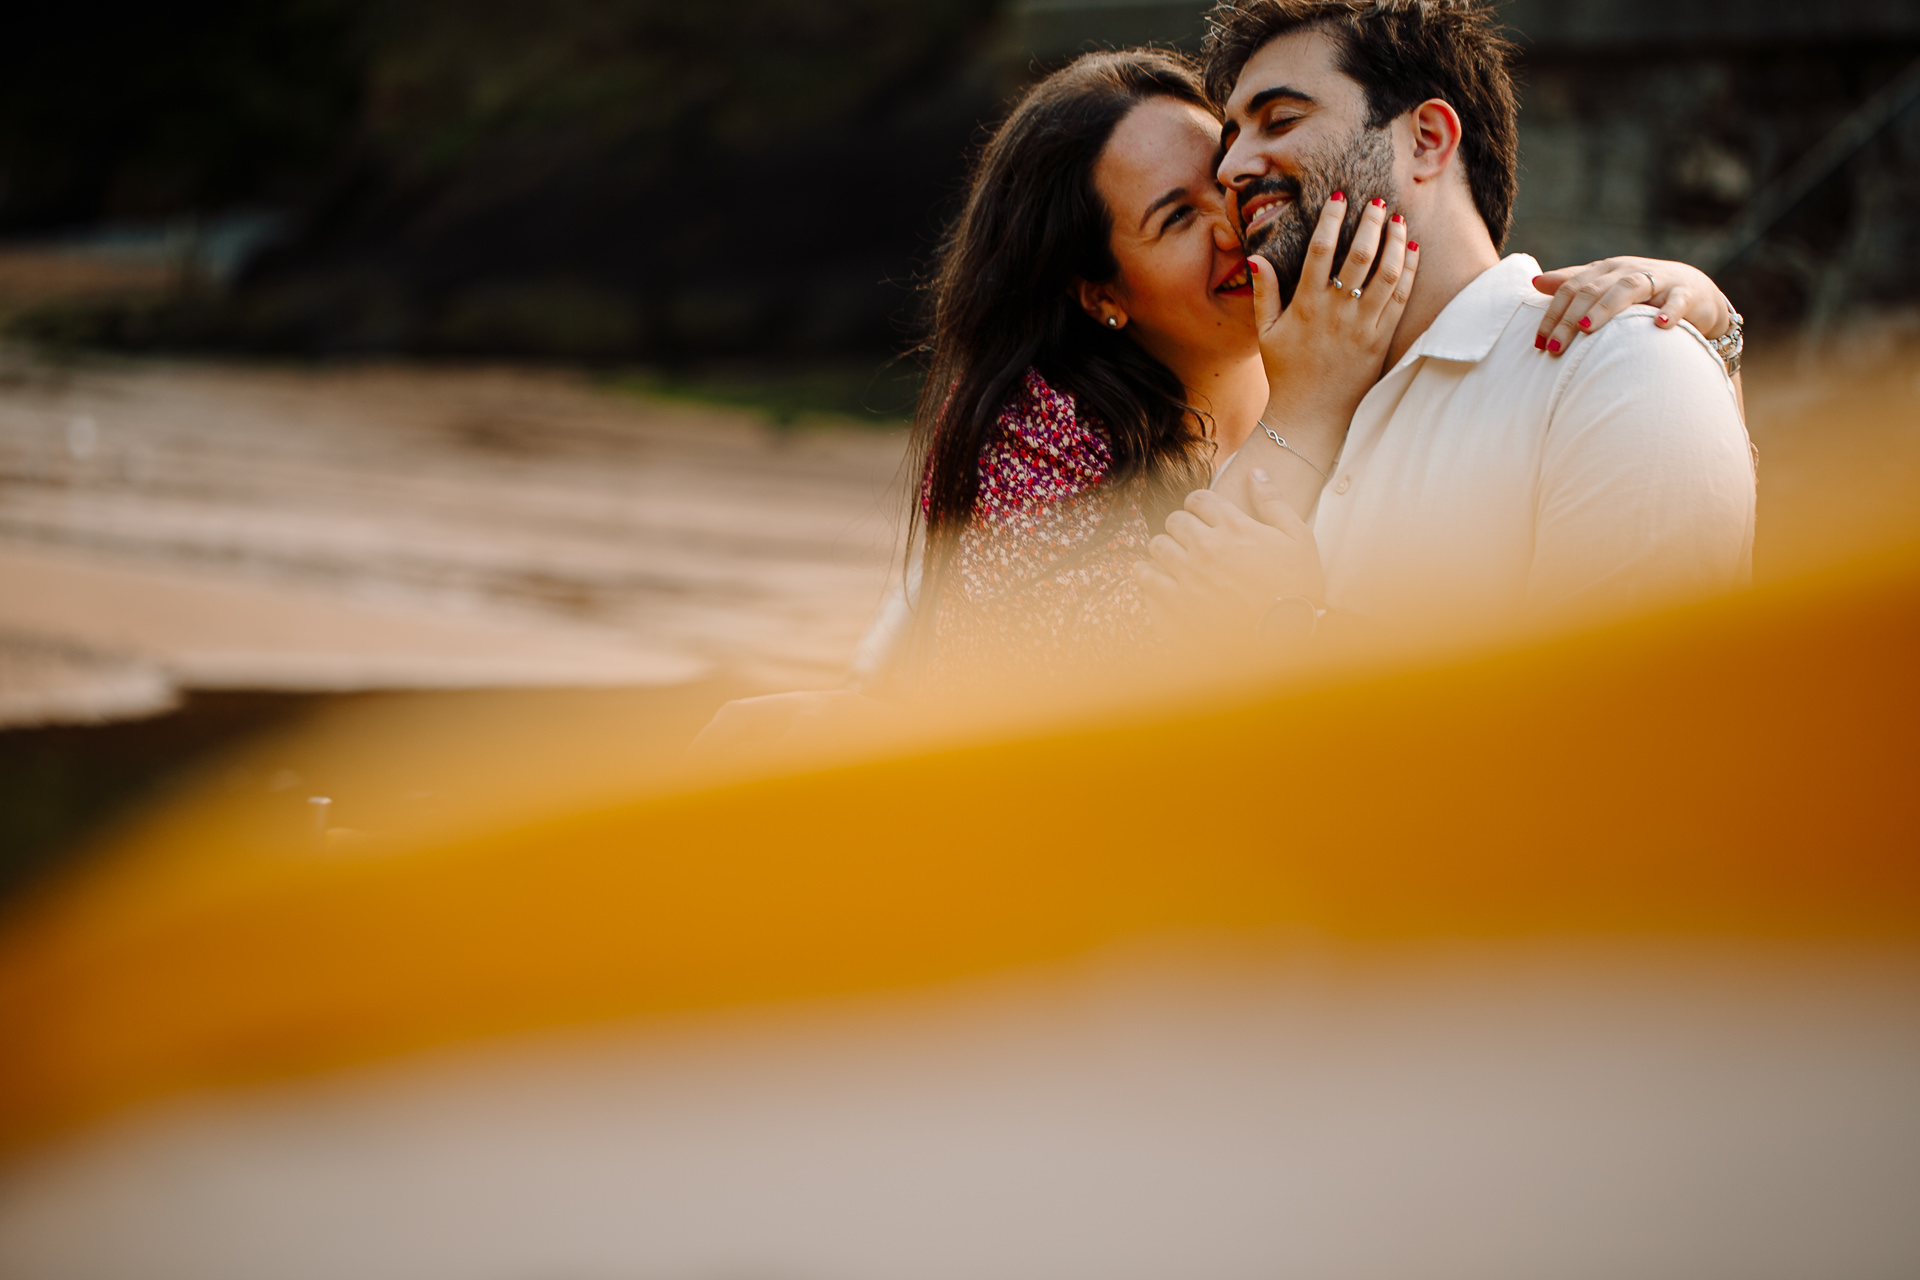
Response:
[1406,98,1464,186]
[1070,277,1123,328]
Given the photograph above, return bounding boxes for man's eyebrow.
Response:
[1244,85,1317,115]
[1139,186,1187,231]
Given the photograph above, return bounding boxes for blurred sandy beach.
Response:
[0,348,910,723]
[3,326,1914,721]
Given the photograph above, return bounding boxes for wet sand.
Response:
[0,350,911,727]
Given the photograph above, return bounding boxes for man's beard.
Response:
[1241,122,1401,306]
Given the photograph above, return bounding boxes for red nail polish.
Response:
[1248,258,1260,273]
[1371,197,1385,207]
[1390,213,1403,223]
[1330,191,1344,201]
[1534,334,1547,351]
[1547,338,1562,353]
[1578,316,1591,329]
[1657,314,1670,325]
[1406,241,1418,251]
[1532,275,1543,286]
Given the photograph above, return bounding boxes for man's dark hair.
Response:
[1203,0,1520,247]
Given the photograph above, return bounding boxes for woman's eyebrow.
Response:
[1139,186,1187,231]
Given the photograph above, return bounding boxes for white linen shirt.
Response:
[1311,253,1755,632]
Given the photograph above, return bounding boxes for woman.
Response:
[892,47,1734,693]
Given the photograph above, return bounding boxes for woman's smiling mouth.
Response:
[1214,259,1252,295]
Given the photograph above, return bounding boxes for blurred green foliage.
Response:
[0,1,365,229]
[359,0,994,166]
[1,0,1008,363]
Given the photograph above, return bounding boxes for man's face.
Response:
[1216,28,1401,303]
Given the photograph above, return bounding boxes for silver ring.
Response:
[1348,287,1364,300]
[1329,277,1344,291]
[1640,270,1657,298]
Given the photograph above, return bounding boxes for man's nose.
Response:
[1216,131,1263,191]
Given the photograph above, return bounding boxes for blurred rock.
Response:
[0,634,176,730]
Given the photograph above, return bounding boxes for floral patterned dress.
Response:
[922,368,1158,689]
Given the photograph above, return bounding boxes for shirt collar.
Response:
[1396,252,1542,369]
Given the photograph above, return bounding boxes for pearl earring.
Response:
[1106,316,1119,328]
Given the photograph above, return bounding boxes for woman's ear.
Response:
[1071,278,1126,330]
[1406,98,1464,185]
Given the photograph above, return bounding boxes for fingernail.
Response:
[1248,258,1260,274]
[1330,191,1344,201]
[1547,338,1562,353]
[1406,241,1418,252]
[1578,316,1591,329]
[1657,313,1670,325]
[1390,213,1404,224]
[1370,197,1385,207]
[1532,275,1543,286]
[1252,468,1271,483]
[1534,334,1547,351]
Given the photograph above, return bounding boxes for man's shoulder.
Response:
[1552,304,1730,386]
[1474,300,1735,415]
[1529,305,1750,479]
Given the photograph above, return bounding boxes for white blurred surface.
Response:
[2,942,1916,1280]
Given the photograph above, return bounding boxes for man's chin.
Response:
[1246,230,1307,303]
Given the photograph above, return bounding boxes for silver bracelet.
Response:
[1258,421,1329,480]
[1707,303,1744,376]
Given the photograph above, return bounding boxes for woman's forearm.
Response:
[1213,409,1337,521]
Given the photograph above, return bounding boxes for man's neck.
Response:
[1383,214,1503,372]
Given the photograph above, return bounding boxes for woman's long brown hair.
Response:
[908,49,1217,609]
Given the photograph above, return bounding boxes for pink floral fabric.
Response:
[925,367,1155,687]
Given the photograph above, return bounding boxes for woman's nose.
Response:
[1212,217,1241,251]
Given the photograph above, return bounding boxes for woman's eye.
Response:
[1162,206,1195,232]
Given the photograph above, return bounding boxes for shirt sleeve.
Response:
[1528,312,1756,616]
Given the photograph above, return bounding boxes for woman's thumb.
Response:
[1248,253,1282,334]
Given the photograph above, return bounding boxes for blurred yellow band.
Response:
[2,549,1917,1156]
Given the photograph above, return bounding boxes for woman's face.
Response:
[1085,96,1255,373]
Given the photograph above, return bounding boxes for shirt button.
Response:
[1333,475,1352,495]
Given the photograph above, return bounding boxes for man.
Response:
[1147,0,1755,641]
